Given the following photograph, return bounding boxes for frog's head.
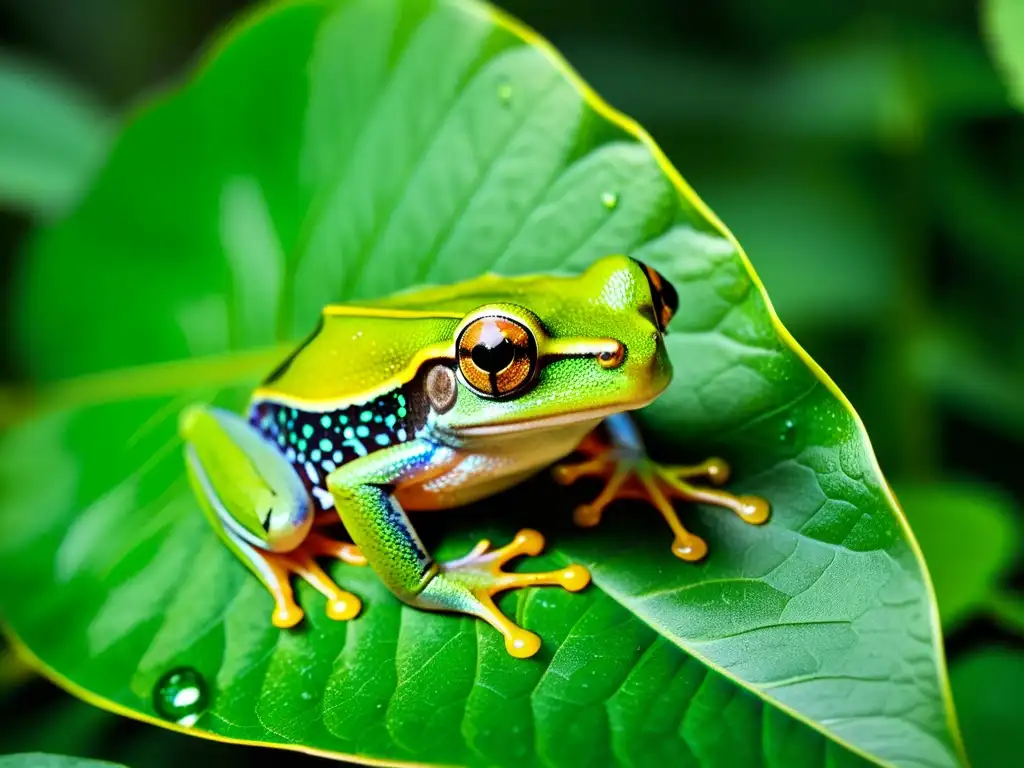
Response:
[428,255,676,439]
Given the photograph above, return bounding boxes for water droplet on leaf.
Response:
[497,81,513,106]
[779,418,797,445]
[600,191,618,210]
[153,667,208,726]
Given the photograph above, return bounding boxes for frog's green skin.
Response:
[181,255,768,658]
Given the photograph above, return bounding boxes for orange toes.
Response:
[672,535,708,562]
[504,628,542,659]
[556,435,769,563]
[429,531,591,658]
[326,593,362,621]
[702,458,731,485]
[258,535,364,629]
[272,602,304,629]
[514,529,544,557]
[560,565,591,592]
[573,503,602,528]
[737,495,770,524]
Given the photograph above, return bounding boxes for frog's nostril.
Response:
[597,342,625,369]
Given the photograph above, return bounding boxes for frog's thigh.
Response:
[326,441,439,600]
[180,404,313,550]
[182,405,359,627]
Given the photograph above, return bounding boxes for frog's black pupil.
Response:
[471,337,515,373]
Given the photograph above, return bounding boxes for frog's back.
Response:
[254,307,461,408]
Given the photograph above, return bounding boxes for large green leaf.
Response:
[1,1,963,766]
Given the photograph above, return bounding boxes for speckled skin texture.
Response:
[249,388,420,510]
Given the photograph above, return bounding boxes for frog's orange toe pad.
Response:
[512,528,545,557]
[505,628,542,659]
[326,593,362,621]
[737,495,770,524]
[572,503,603,528]
[272,603,304,629]
[560,565,591,592]
[672,535,708,562]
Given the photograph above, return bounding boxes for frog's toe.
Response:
[572,503,601,528]
[552,455,613,485]
[306,532,368,566]
[505,627,542,659]
[656,468,770,527]
[736,495,771,524]
[671,534,708,562]
[663,456,730,486]
[287,552,363,622]
[560,434,769,562]
[557,564,591,592]
[420,530,591,659]
[272,602,304,629]
[506,528,544,558]
[259,552,306,628]
[326,593,362,621]
[258,540,364,627]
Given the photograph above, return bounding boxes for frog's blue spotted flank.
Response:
[250,389,414,509]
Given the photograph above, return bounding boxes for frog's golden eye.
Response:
[457,316,537,398]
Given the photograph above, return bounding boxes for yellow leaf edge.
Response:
[0,0,968,766]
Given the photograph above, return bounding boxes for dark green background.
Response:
[0,0,1020,766]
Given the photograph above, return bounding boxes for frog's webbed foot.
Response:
[259,533,367,628]
[417,529,590,659]
[553,429,769,562]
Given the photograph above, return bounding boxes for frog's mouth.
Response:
[452,394,659,439]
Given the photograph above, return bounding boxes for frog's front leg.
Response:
[553,413,770,561]
[327,441,590,659]
[181,406,367,628]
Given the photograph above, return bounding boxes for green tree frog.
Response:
[180,255,769,658]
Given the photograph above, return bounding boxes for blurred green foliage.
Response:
[0,0,1022,766]
[0,54,111,218]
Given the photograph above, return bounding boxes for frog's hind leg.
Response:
[266,535,366,624]
[181,405,367,629]
[221,529,304,628]
[215,516,367,628]
[553,413,769,561]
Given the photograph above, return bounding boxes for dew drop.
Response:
[779,418,797,445]
[153,667,208,727]
[600,191,619,210]
[497,81,513,106]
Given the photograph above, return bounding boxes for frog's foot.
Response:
[553,445,769,562]
[259,533,367,628]
[418,529,590,659]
